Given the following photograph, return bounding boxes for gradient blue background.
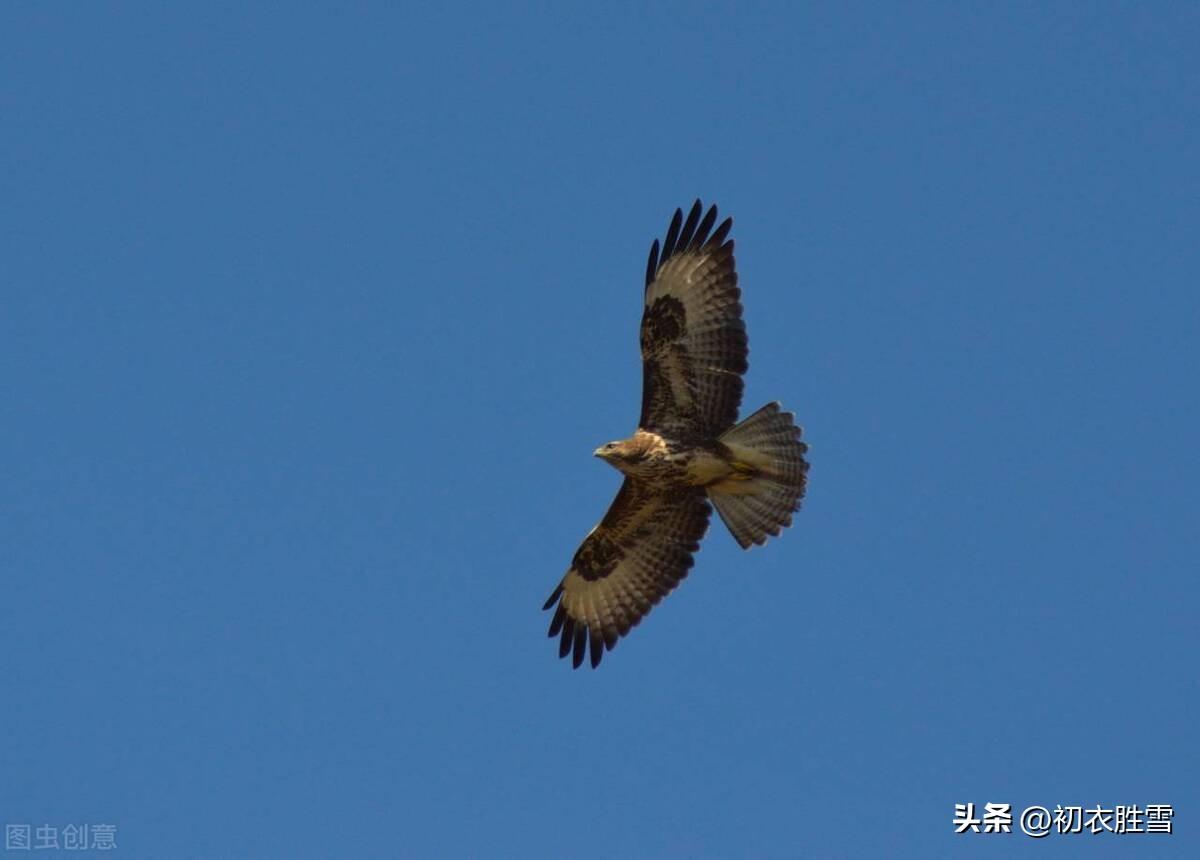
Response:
[3,3,1197,857]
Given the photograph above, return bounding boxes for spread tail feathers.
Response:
[708,402,809,548]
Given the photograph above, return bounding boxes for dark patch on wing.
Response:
[570,479,640,581]
[571,531,621,582]
[640,295,686,353]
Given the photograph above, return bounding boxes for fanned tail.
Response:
[707,402,809,548]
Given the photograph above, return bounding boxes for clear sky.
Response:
[3,3,1197,858]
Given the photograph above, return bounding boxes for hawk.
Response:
[542,201,810,669]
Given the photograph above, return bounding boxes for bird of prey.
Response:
[542,200,810,669]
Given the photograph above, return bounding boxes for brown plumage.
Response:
[543,201,810,669]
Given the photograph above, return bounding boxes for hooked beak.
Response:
[593,446,607,459]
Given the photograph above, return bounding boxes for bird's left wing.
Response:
[542,479,711,669]
[640,200,747,439]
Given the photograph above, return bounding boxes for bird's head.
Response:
[594,439,628,465]
[594,435,652,473]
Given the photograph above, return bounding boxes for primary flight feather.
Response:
[542,201,810,669]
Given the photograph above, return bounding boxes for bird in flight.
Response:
[542,200,810,669]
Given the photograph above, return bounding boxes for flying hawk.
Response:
[542,201,810,669]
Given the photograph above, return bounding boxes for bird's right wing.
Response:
[542,479,711,669]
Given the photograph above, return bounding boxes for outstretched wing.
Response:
[542,479,711,669]
[640,200,747,439]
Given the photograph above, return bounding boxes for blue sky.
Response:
[2,3,1197,857]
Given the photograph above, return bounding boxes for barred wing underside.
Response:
[542,479,711,669]
[640,200,748,439]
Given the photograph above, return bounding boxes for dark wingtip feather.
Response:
[572,627,587,669]
[645,239,660,288]
[676,200,703,252]
[694,205,718,248]
[708,216,733,249]
[590,634,604,669]
[541,583,563,611]
[660,207,683,261]
[559,617,575,659]
[648,202,729,287]
[547,603,566,638]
